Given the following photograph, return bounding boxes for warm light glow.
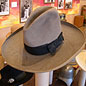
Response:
[58,3,80,14]
[0,0,19,29]
[0,0,80,29]
[33,0,80,15]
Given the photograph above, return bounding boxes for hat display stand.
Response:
[1,6,85,86]
[35,72,49,86]
[11,24,23,33]
[76,50,86,86]
[49,71,53,85]
[35,71,53,86]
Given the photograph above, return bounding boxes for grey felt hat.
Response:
[1,6,85,72]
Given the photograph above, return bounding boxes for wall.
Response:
[33,0,80,24]
[0,0,81,28]
[0,0,19,29]
[0,27,11,55]
[66,0,86,24]
[33,0,80,14]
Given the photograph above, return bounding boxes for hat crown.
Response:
[24,6,62,47]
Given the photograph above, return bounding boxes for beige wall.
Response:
[66,0,86,24]
[0,27,11,55]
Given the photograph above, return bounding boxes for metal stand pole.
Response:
[35,72,49,86]
[49,71,53,86]
[78,70,86,86]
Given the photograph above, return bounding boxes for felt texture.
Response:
[24,6,61,47]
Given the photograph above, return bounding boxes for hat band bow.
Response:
[24,32,64,56]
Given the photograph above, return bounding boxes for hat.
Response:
[1,6,85,72]
[76,50,86,71]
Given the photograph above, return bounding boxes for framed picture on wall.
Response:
[20,0,32,23]
[57,0,64,9]
[65,0,72,9]
[0,0,9,15]
[51,0,55,3]
[44,0,55,4]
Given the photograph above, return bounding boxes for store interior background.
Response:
[0,0,86,38]
[0,0,85,28]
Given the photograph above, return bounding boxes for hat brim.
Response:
[2,21,85,72]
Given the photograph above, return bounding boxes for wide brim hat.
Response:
[1,6,85,73]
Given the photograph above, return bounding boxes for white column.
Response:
[49,71,53,85]
[35,72,49,86]
[78,70,86,86]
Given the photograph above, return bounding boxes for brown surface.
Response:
[74,15,84,28]
[0,27,11,56]
[11,24,23,33]
[0,56,4,70]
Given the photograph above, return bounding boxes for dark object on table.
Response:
[0,65,33,86]
[55,79,67,86]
